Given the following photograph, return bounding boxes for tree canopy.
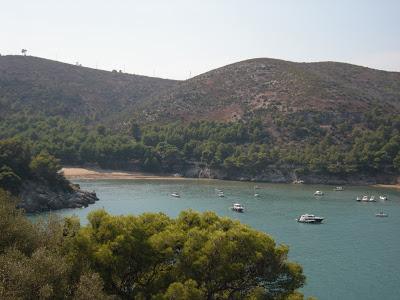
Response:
[0,190,310,299]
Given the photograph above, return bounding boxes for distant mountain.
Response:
[1,56,399,125]
[138,58,400,122]
[0,55,177,123]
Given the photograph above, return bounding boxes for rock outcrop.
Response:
[17,180,99,213]
[182,163,399,185]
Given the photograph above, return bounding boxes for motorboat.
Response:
[293,179,304,184]
[217,191,225,197]
[334,186,344,191]
[356,195,369,202]
[314,191,324,196]
[231,203,244,213]
[171,192,180,198]
[369,196,376,202]
[376,212,388,217]
[296,214,324,224]
[379,195,388,201]
[254,193,259,197]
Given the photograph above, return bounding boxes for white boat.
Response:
[369,196,376,202]
[334,186,344,191]
[217,191,225,197]
[171,192,180,198]
[314,191,324,196]
[296,214,324,224]
[376,212,388,217]
[379,195,388,201]
[254,193,259,197]
[357,195,369,202]
[231,203,244,213]
[293,180,304,184]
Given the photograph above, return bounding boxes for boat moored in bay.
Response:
[231,203,245,213]
[296,214,324,224]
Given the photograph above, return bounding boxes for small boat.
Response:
[356,196,361,201]
[254,193,259,197]
[171,192,180,198]
[379,195,388,201]
[231,203,244,213]
[314,191,324,196]
[293,179,304,184]
[334,186,344,191]
[296,214,324,224]
[369,196,376,202]
[376,212,388,217]
[217,191,225,197]
[357,195,369,202]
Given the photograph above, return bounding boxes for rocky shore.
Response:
[183,163,400,186]
[17,180,99,213]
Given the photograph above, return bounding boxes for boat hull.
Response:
[232,208,244,213]
[297,218,324,224]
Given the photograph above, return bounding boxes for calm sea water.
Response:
[39,179,400,300]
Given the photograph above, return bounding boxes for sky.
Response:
[1,0,400,80]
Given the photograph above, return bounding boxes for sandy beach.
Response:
[373,184,400,190]
[61,167,187,180]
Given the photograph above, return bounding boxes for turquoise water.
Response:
[43,179,400,300]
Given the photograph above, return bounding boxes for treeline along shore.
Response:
[1,111,399,187]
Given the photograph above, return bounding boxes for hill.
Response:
[138,58,400,122]
[0,55,399,184]
[0,55,177,123]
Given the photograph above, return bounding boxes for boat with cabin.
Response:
[296,214,324,224]
[171,192,180,198]
[334,186,344,191]
[231,203,244,212]
[314,191,324,196]
[376,212,388,217]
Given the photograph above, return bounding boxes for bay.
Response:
[39,179,400,300]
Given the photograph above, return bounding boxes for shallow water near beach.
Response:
[37,179,400,300]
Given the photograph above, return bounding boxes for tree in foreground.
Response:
[66,210,307,299]
[0,189,310,299]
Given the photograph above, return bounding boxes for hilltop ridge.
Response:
[1,55,399,125]
[137,57,400,122]
[0,55,177,122]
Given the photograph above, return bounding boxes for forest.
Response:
[0,108,399,179]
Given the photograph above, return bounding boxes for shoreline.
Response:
[61,167,189,180]
[62,167,400,190]
[372,184,400,190]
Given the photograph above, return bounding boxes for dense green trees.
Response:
[1,110,399,179]
[0,139,69,194]
[0,190,309,299]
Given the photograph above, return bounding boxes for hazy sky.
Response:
[2,0,400,79]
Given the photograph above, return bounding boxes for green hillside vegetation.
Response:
[0,138,69,195]
[0,190,310,299]
[0,55,399,181]
[1,107,399,178]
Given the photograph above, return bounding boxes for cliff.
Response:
[17,181,98,213]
